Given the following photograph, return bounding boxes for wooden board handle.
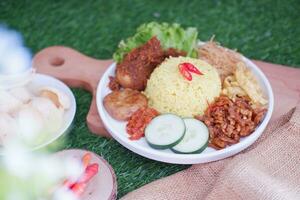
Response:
[32,46,113,137]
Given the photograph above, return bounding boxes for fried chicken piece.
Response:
[108,76,121,91]
[116,37,164,91]
[103,88,148,121]
[116,37,186,91]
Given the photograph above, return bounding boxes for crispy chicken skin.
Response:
[108,76,121,91]
[116,37,186,91]
[116,37,164,91]
[103,89,148,121]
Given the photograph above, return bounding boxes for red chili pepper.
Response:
[82,153,91,168]
[180,62,203,75]
[78,163,99,183]
[63,179,74,188]
[179,64,192,81]
[60,155,99,197]
[70,182,87,196]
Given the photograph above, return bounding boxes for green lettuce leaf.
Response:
[113,22,198,63]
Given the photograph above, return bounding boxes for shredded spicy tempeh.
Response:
[196,96,266,149]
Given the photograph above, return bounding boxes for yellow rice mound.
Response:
[144,57,221,117]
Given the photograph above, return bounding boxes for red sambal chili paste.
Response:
[126,107,159,140]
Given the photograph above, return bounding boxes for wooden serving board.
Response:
[32,46,300,138]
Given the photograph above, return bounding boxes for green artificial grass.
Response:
[1,0,300,198]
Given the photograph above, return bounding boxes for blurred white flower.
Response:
[0,26,22,55]
[3,142,35,178]
[1,142,80,200]
[0,25,32,75]
[52,187,77,200]
[6,191,24,200]
[0,26,78,200]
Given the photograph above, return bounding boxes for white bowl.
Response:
[0,73,76,154]
[96,57,274,164]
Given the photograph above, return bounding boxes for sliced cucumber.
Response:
[171,118,209,154]
[145,114,185,149]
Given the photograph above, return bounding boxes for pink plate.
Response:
[54,149,117,200]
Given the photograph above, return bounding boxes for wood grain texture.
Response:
[32,46,300,138]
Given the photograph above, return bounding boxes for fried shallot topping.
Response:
[198,41,243,82]
[196,96,266,149]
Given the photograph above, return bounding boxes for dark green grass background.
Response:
[1,0,299,198]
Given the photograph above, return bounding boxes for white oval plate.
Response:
[1,73,76,154]
[96,58,274,164]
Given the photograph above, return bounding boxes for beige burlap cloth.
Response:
[122,105,300,200]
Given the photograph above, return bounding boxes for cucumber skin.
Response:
[145,114,186,150]
[146,128,186,150]
[171,137,209,154]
